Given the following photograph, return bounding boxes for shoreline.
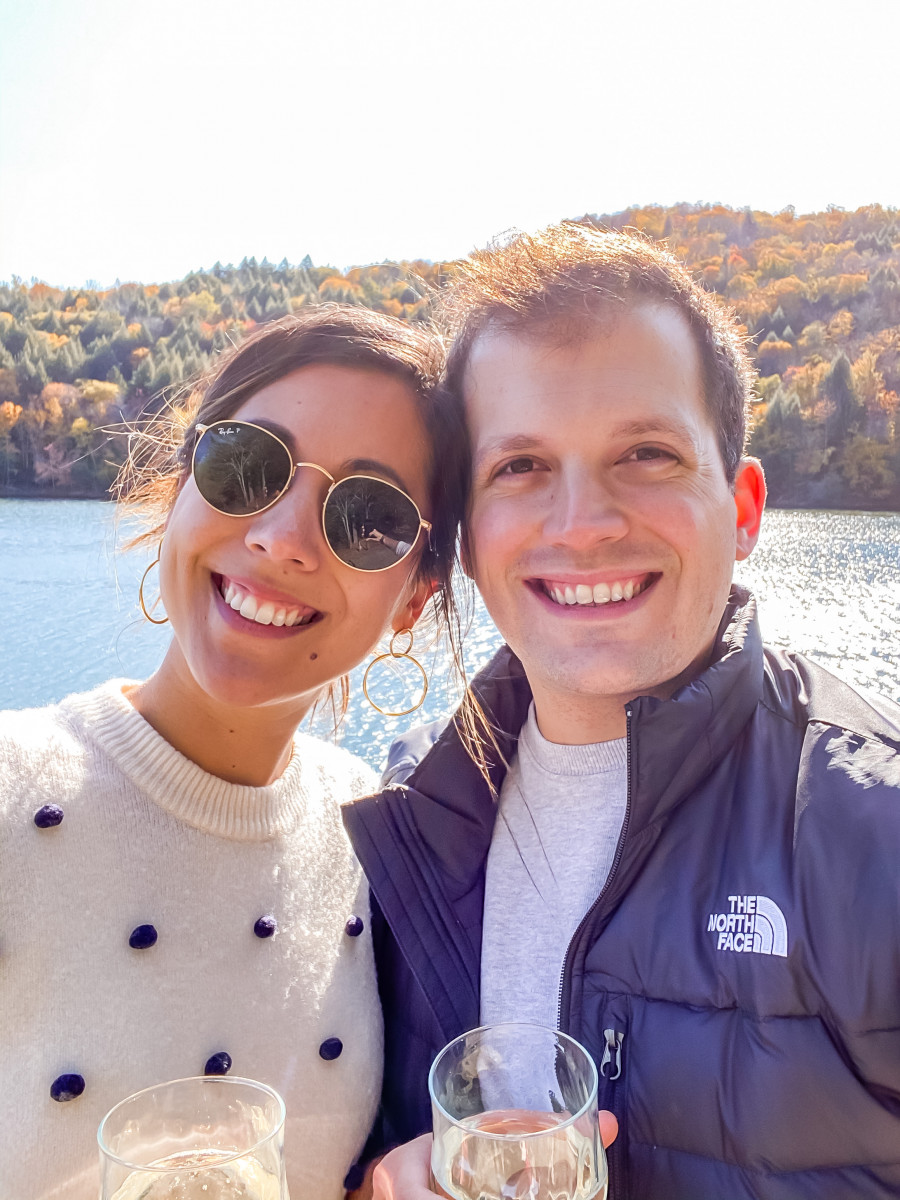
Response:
[2,489,898,514]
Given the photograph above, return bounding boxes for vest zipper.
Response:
[600,1028,624,1081]
[556,705,633,1032]
[556,706,633,1199]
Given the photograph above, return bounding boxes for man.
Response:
[343,224,900,1199]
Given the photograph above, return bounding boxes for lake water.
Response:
[0,500,897,768]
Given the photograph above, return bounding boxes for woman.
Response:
[0,305,463,1200]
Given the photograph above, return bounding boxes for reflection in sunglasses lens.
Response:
[324,477,419,570]
[195,424,292,515]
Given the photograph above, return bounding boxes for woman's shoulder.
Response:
[1,679,129,737]
[0,695,76,763]
[0,681,132,803]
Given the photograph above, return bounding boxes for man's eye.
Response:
[501,457,536,475]
[627,446,677,463]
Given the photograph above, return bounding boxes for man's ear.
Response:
[734,457,766,562]
[393,575,439,632]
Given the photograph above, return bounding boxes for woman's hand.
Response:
[365,1111,618,1199]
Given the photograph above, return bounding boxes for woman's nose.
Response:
[243,472,325,568]
[544,470,629,548]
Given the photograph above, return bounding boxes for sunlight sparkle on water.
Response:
[735,511,900,704]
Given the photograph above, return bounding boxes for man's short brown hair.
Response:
[442,222,756,485]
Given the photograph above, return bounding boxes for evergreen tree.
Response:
[824,353,861,446]
[107,365,127,391]
[16,350,48,394]
[2,321,28,358]
[740,209,760,245]
[131,355,156,394]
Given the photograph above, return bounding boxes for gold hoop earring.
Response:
[362,628,428,717]
[138,542,169,625]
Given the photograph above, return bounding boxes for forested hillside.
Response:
[1,204,898,508]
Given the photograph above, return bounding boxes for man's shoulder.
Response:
[762,651,900,847]
[382,716,451,787]
[762,644,900,743]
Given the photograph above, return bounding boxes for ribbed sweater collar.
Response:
[61,680,313,841]
[519,702,628,775]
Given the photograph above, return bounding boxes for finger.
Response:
[372,1133,434,1199]
[598,1109,618,1148]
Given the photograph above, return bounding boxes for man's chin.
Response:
[522,651,687,708]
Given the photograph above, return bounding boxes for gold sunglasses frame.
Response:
[191,421,432,574]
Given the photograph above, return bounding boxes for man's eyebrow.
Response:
[473,434,542,473]
[612,417,699,443]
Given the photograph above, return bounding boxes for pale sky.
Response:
[1,0,897,288]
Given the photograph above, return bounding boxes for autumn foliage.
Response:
[1,206,899,508]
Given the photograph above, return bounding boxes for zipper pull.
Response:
[600,1028,624,1081]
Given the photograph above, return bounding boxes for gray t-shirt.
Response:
[480,703,628,1031]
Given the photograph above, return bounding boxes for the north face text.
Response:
[707,894,788,956]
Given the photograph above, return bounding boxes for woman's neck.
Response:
[128,650,315,787]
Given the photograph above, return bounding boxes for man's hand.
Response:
[367,1111,618,1198]
[371,1134,431,1199]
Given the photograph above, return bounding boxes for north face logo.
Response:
[707,895,788,956]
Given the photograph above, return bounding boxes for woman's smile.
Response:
[211,573,323,636]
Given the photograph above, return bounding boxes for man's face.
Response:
[463,304,763,734]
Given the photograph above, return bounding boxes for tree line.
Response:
[1,204,899,508]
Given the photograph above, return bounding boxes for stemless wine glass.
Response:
[98,1075,289,1200]
[429,1023,607,1200]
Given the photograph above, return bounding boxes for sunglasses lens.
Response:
[193,423,292,515]
[324,476,422,570]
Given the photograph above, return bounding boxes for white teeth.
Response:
[254,601,276,626]
[221,580,314,627]
[544,578,645,607]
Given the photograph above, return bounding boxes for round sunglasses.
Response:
[191,420,431,573]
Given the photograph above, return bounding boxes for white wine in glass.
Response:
[98,1076,289,1200]
[429,1024,607,1200]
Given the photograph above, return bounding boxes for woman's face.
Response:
[157,364,434,717]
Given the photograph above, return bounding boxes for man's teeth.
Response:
[547,579,640,606]
[222,581,314,627]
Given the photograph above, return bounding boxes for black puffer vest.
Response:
[343,589,900,1198]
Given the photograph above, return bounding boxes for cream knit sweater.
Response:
[0,681,382,1200]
